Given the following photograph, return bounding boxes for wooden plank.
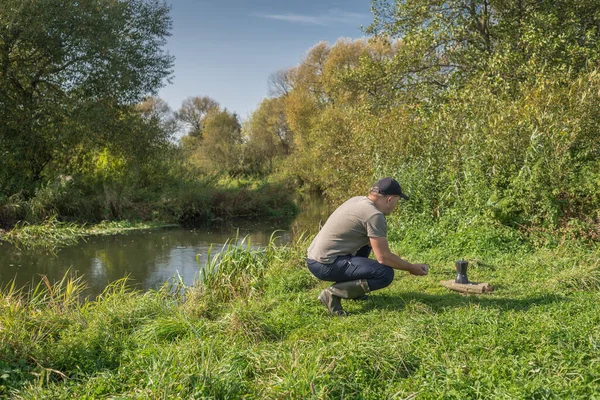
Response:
[440,280,494,294]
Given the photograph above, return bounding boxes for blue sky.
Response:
[158,0,374,121]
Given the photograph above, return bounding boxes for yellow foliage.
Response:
[88,148,127,181]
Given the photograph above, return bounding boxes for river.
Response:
[0,194,330,298]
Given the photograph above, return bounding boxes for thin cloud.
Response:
[254,9,369,26]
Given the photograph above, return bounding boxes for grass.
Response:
[1,234,599,399]
[0,218,177,250]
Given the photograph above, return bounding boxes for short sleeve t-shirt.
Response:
[307,196,387,264]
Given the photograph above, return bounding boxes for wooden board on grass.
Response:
[440,280,494,294]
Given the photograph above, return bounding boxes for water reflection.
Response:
[0,193,332,298]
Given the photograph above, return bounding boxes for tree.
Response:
[243,98,292,174]
[0,0,174,195]
[175,96,220,138]
[201,109,243,174]
[136,97,179,145]
[366,0,600,89]
[267,69,294,97]
[274,38,405,188]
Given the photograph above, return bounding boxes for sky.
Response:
[158,0,374,121]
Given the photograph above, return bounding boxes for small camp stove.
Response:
[440,260,494,294]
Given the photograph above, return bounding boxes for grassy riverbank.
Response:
[2,234,599,399]
[0,178,300,250]
[0,219,176,250]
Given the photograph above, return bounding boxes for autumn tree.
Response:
[277,39,401,192]
[267,69,294,97]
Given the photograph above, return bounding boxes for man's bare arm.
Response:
[369,236,429,275]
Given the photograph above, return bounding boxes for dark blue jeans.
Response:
[306,246,394,291]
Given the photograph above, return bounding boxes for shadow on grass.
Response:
[360,291,568,313]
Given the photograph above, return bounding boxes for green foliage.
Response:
[178,98,244,175]
[367,0,600,89]
[0,180,298,249]
[0,0,173,195]
[0,140,184,226]
[201,109,243,174]
[2,217,83,249]
[173,180,298,227]
[376,68,600,238]
[242,97,293,176]
[2,219,171,250]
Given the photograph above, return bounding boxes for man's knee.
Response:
[369,265,394,291]
[380,266,394,288]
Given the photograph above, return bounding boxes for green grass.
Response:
[0,218,177,250]
[1,235,599,399]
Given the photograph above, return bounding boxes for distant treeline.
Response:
[2,0,599,243]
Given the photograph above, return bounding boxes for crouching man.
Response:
[306,178,429,316]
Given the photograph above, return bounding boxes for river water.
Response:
[0,195,330,298]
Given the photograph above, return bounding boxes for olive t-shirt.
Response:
[307,196,387,264]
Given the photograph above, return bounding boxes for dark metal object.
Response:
[455,260,469,284]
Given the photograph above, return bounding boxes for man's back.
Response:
[307,196,386,264]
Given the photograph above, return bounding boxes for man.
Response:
[306,177,429,316]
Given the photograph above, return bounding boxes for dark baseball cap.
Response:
[372,177,409,200]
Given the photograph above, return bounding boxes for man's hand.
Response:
[370,237,430,275]
[410,263,429,276]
